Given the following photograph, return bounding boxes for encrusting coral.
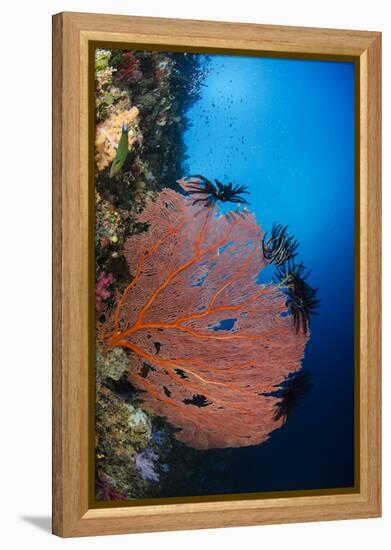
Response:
[99,182,309,450]
[95,381,153,499]
[95,346,163,499]
[95,49,133,122]
[95,108,140,172]
[96,348,128,381]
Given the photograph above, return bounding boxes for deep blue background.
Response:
[183,54,355,492]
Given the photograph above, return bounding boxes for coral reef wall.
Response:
[94,48,208,500]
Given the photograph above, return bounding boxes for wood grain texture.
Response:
[62,11,379,55]
[52,11,382,537]
[52,12,63,537]
[362,34,382,514]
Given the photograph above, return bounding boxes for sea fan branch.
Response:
[102,188,309,449]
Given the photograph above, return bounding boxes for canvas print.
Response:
[93,47,355,502]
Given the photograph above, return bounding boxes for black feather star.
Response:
[262,223,299,266]
[275,260,320,334]
[184,175,249,207]
[272,369,313,424]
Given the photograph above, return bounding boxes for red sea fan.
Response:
[102,184,309,450]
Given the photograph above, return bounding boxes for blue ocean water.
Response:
[183,54,355,492]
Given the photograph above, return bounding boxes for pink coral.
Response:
[96,272,114,316]
[101,185,309,450]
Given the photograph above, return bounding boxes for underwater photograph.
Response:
[93,46,356,503]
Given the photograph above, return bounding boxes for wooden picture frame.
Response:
[52,11,381,537]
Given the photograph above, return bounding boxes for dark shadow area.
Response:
[21,516,51,534]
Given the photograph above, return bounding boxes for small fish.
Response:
[110,124,129,178]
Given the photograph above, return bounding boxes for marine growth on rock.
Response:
[95,108,140,172]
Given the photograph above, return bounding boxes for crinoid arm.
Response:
[227,195,250,205]
[218,180,250,205]
[182,175,219,207]
[262,223,299,266]
[275,260,320,334]
[270,369,313,424]
[232,183,250,196]
[180,175,250,208]
[215,179,226,193]
[185,174,213,185]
